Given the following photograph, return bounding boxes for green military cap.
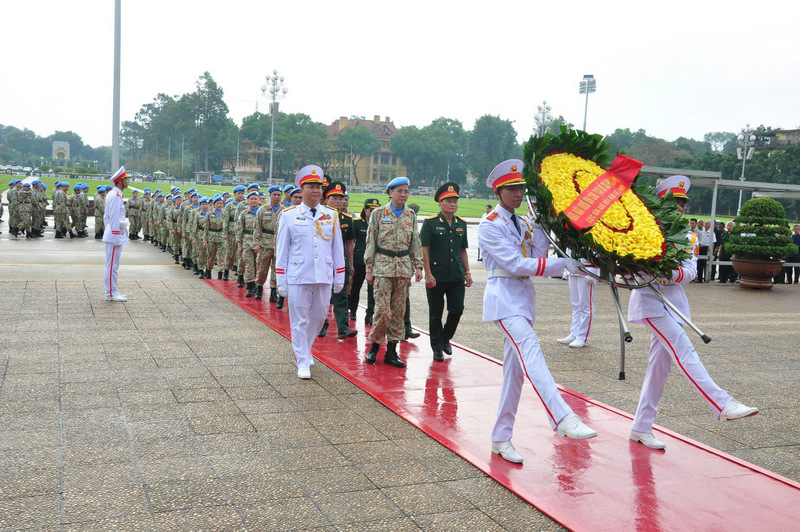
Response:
[435,182,459,202]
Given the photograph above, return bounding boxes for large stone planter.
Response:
[731,257,785,290]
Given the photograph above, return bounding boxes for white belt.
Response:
[490,268,529,280]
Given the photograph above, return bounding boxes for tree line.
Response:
[2,71,798,214]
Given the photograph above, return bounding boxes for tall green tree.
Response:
[334,125,380,185]
[466,115,520,188]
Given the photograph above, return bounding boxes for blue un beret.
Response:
[233,185,246,193]
[247,190,259,199]
[283,184,294,193]
[387,176,410,190]
[289,187,302,197]
[268,185,281,194]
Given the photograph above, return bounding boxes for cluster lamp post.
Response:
[261,70,288,182]
[534,100,553,137]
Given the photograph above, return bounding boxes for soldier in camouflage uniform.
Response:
[237,191,261,296]
[235,184,259,287]
[68,185,82,237]
[94,186,107,239]
[168,195,184,264]
[141,189,153,240]
[204,196,226,279]
[78,184,90,237]
[126,189,142,239]
[364,177,423,367]
[14,182,35,237]
[253,185,284,301]
[31,181,47,237]
[221,186,246,281]
[191,197,210,277]
[52,182,70,238]
[181,192,198,272]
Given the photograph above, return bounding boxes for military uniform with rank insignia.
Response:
[254,185,284,301]
[94,186,106,238]
[364,176,423,368]
[318,181,357,339]
[627,175,758,451]
[420,182,472,361]
[237,191,261,296]
[275,165,346,379]
[478,159,596,465]
[349,198,380,325]
[204,196,226,279]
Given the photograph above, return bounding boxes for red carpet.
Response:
[207,279,800,531]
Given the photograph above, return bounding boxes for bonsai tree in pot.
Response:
[725,197,798,289]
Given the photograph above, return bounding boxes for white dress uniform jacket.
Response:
[275,204,345,287]
[628,233,697,326]
[478,205,565,322]
[102,187,129,246]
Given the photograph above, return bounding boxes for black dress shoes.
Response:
[405,331,421,340]
[443,342,452,355]
[433,350,445,362]
[338,328,358,339]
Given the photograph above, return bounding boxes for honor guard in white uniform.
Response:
[478,159,597,465]
[103,166,130,302]
[628,175,758,450]
[275,165,346,380]
[558,256,599,348]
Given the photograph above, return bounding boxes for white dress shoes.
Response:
[557,413,598,439]
[568,338,586,348]
[557,334,576,345]
[719,400,759,421]
[297,366,311,379]
[630,429,666,450]
[105,295,128,302]
[491,441,524,464]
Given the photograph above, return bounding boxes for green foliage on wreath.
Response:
[726,198,797,260]
[522,127,691,279]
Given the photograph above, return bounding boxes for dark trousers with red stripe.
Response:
[631,314,733,433]
[491,315,571,443]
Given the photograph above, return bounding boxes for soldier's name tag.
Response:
[380,217,393,224]
[436,226,445,230]
[294,217,308,225]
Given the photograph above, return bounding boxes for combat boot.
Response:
[237,274,245,288]
[173,254,180,264]
[245,282,256,297]
[55,230,65,239]
[222,270,229,281]
[254,285,264,300]
[205,269,212,279]
[365,342,380,365]
[217,270,223,280]
[269,288,277,303]
[275,295,285,309]
[95,232,103,239]
[68,229,75,239]
[384,342,405,368]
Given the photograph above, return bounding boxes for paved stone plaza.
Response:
[1,220,798,530]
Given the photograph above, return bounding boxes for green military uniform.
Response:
[31,186,46,236]
[79,188,89,235]
[53,185,70,237]
[420,183,470,359]
[222,198,242,280]
[192,201,209,276]
[169,200,184,263]
[127,192,141,239]
[348,208,376,324]
[15,185,34,236]
[364,198,423,345]
[237,198,260,295]
[68,189,81,235]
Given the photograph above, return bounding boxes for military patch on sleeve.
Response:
[486,211,499,221]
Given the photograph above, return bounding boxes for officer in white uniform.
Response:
[478,159,597,465]
[628,175,758,450]
[558,258,599,348]
[103,166,130,302]
[275,165,345,379]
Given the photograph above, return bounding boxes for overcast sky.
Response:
[2,0,798,149]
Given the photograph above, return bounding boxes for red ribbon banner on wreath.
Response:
[563,154,644,229]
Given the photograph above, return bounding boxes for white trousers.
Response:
[631,314,733,433]
[104,243,123,298]
[568,274,595,342]
[491,316,572,442]
[288,283,331,369]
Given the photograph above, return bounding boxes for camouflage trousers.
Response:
[129,215,141,237]
[171,231,182,256]
[55,210,70,233]
[16,208,32,232]
[194,237,207,270]
[255,247,277,288]
[95,215,104,235]
[223,235,237,270]
[368,276,410,344]
[241,241,257,283]
[143,216,151,237]
[206,241,222,271]
[182,234,193,262]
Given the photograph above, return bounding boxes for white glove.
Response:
[119,219,129,230]
[277,285,288,297]
[585,274,597,286]
[564,258,583,274]
[334,283,344,294]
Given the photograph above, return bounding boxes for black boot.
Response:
[275,295,285,309]
[205,269,212,279]
[254,285,264,300]
[182,258,190,270]
[269,287,277,303]
[95,232,103,239]
[223,270,229,281]
[237,274,245,288]
[173,254,180,264]
[68,230,75,239]
[217,270,223,280]
[317,320,328,337]
[193,263,200,275]
[365,342,380,365]
[245,282,256,297]
[55,230,65,239]
[232,265,238,273]
[384,342,405,368]
[364,314,373,326]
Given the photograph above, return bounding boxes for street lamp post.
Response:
[579,74,596,131]
[736,124,757,215]
[534,100,553,137]
[261,70,288,183]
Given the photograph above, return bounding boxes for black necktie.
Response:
[510,214,521,235]
[310,207,317,217]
